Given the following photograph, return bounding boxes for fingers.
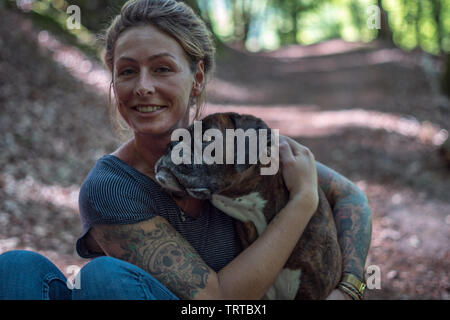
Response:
[279,135,313,159]
[278,135,318,203]
[279,136,294,161]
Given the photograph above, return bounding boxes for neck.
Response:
[133,132,171,169]
[113,133,171,179]
[128,113,192,177]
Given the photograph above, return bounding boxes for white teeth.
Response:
[136,105,163,113]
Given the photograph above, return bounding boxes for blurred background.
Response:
[0,0,449,299]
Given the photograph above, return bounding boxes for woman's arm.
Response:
[316,162,372,281]
[90,137,319,300]
[91,192,315,300]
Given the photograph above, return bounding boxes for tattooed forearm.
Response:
[93,219,210,299]
[332,195,372,279]
[317,162,372,280]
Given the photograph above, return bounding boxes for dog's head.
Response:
[154,112,278,199]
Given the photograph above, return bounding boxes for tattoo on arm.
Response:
[317,162,372,279]
[95,220,210,299]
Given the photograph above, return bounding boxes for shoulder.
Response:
[79,155,159,221]
[81,154,137,195]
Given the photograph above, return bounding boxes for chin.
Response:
[128,110,190,135]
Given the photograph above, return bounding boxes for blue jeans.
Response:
[0,250,179,300]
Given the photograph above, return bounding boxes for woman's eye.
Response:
[119,69,135,76]
[155,66,171,73]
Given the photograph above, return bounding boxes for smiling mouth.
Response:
[133,105,166,113]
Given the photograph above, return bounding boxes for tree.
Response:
[227,0,256,48]
[377,0,394,45]
[349,0,365,34]
[415,0,422,48]
[430,0,443,52]
[272,0,321,45]
[442,53,450,97]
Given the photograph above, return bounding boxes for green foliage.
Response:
[196,0,448,55]
[6,0,449,55]
[383,0,449,54]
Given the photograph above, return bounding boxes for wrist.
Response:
[289,189,318,213]
[337,273,366,300]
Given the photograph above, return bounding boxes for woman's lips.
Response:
[133,105,166,113]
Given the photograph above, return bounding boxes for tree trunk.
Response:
[377,0,394,45]
[291,8,298,44]
[242,0,253,45]
[415,0,422,48]
[442,53,450,97]
[431,0,442,52]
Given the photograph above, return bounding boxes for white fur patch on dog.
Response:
[211,192,302,300]
[211,192,267,236]
[264,268,302,300]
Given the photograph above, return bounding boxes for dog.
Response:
[155,112,342,299]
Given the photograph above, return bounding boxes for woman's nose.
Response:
[134,70,155,96]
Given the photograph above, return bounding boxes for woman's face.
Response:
[113,25,203,137]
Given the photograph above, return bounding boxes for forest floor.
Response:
[0,9,449,299]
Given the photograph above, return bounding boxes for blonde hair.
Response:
[100,0,216,139]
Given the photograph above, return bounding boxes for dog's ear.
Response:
[229,113,270,132]
[238,114,275,158]
[227,113,275,163]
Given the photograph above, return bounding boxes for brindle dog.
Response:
[155,112,342,299]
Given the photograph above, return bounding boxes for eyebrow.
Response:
[116,52,176,64]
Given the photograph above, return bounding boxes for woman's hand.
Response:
[279,135,319,212]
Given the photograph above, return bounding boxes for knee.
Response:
[0,250,52,273]
[78,256,130,288]
[74,256,141,299]
[74,256,178,300]
[0,250,70,300]
[80,256,123,277]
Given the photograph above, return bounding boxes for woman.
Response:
[0,0,371,300]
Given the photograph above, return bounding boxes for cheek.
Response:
[171,75,194,104]
[114,81,133,104]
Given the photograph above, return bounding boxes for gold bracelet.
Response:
[340,273,366,299]
[339,282,362,300]
[337,284,360,300]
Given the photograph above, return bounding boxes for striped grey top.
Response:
[76,155,241,272]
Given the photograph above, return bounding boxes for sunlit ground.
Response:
[204,104,447,145]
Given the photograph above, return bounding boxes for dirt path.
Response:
[0,10,449,299]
